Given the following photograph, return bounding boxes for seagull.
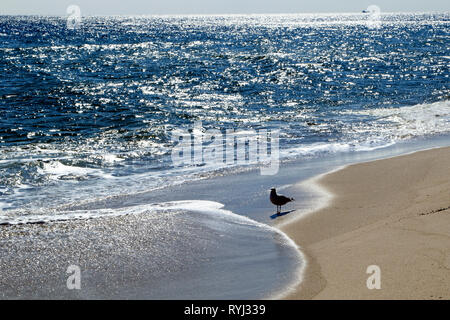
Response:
[270,188,294,215]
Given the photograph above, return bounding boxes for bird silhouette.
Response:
[270,188,294,215]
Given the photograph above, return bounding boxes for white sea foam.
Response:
[0,202,11,212]
[344,100,450,138]
[37,161,113,180]
[99,153,125,164]
[280,139,394,159]
[280,100,450,160]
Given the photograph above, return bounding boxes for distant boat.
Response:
[362,10,369,13]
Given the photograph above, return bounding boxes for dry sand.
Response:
[280,147,450,299]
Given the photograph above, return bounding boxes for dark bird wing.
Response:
[279,195,292,202]
[276,195,293,205]
[270,189,294,206]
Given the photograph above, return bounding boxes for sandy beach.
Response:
[280,146,450,299]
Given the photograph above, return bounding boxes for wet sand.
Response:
[279,147,450,299]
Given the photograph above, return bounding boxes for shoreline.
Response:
[277,146,450,299]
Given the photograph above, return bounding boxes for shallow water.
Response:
[0,200,302,299]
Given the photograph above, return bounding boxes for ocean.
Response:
[0,12,449,299]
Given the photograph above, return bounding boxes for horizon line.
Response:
[1,10,449,17]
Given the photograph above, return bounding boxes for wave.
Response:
[37,160,114,181]
[281,100,450,159]
[345,100,450,138]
